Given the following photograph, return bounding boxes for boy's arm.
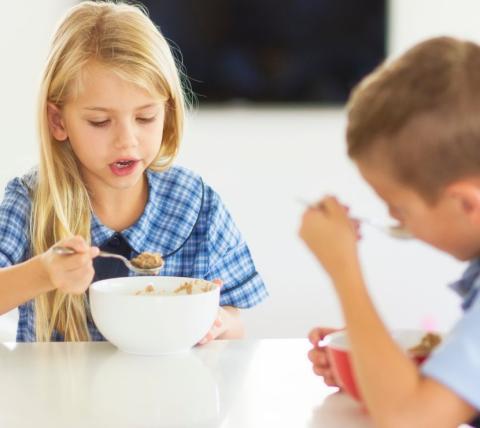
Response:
[300,197,477,428]
[337,267,476,428]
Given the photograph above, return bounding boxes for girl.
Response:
[0,1,267,342]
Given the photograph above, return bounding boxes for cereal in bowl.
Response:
[408,332,442,356]
[134,279,216,296]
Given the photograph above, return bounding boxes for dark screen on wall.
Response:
[139,0,386,103]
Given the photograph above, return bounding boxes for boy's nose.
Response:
[388,206,403,222]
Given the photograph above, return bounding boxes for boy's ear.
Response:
[47,102,68,141]
[446,181,480,223]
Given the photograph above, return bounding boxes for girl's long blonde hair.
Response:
[33,1,186,341]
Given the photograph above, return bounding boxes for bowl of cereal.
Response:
[89,276,220,355]
[323,329,442,402]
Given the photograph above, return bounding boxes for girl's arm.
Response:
[300,197,476,428]
[0,256,52,315]
[0,236,98,316]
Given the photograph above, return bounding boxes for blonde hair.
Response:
[33,1,187,341]
[346,36,480,202]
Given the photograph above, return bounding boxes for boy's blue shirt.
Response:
[0,166,267,342]
[421,258,480,413]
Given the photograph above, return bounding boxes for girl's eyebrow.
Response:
[82,103,160,112]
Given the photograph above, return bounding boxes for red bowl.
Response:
[323,329,439,403]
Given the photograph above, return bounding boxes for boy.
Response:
[299,37,480,427]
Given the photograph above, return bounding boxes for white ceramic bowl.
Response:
[89,276,220,355]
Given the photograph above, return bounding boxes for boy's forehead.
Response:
[356,157,404,201]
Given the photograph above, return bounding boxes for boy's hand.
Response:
[308,327,342,388]
[41,235,99,294]
[299,196,359,281]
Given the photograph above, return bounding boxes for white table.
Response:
[0,339,373,428]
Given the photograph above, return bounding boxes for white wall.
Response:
[0,1,479,341]
[388,0,480,55]
[178,108,465,338]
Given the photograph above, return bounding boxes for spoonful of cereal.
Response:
[52,246,165,275]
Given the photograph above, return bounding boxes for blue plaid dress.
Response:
[0,166,267,341]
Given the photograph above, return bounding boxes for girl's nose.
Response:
[114,122,138,149]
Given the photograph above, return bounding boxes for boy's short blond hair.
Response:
[346,36,480,202]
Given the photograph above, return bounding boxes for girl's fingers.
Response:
[52,238,98,270]
[212,278,223,287]
[61,235,89,253]
[198,332,213,345]
[57,252,96,271]
[198,313,223,345]
[56,252,94,271]
[55,236,98,256]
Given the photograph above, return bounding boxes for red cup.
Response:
[323,329,440,403]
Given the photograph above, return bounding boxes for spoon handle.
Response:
[97,251,127,262]
[53,246,130,261]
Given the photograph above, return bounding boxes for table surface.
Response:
[0,338,374,428]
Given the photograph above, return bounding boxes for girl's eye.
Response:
[88,120,110,128]
[137,116,156,124]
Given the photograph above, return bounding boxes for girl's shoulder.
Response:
[5,167,38,200]
[147,165,210,202]
[147,165,223,211]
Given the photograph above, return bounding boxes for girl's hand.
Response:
[307,327,342,388]
[197,306,228,345]
[41,235,99,294]
[197,279,231,346]
[299,196,359,281]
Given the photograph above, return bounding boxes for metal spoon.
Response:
[354,217,412,240]
[52,246,164,275]
[297,198,413,240]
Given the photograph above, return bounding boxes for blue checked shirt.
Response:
[0,166,267,342]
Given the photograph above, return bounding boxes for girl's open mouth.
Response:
[109,159,139,176]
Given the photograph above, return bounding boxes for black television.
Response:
[139,0,386,103]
